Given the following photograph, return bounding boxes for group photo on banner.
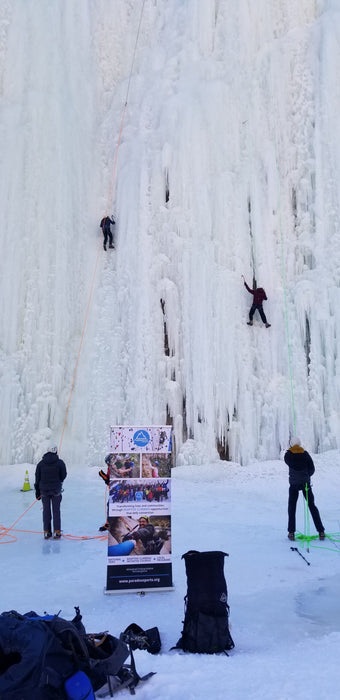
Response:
[105,426,173,593]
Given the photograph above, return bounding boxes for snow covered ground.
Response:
[1,450,340,699]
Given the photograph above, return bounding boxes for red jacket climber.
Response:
[242,275,271,328]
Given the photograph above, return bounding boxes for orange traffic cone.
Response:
[21,469,32,492]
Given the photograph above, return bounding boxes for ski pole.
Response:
[304,482,311,552]
[290,546,310,566]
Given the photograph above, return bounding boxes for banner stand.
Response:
[104,586,175,595]
[105,426,173,594]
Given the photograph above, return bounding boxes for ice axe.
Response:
[121,518,141,542]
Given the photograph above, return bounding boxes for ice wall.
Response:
[1,0,340,466]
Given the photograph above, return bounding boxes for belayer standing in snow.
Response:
[34,446,67,539]
[242,275,270,327]
[100,215,115,250]
[284,438,325,541]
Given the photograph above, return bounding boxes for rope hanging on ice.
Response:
[2,2,148,548]
[247,196,257,287]
[58,0,146,455]
[264,39,297,435]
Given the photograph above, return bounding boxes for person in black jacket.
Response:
[35,446,67,539]
[284,438,325,541]
[100,216,115,250]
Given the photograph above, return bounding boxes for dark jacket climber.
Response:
[100,216,115,250]
[35,447,67,539]
[242,275,270,327]
[284,439,325,541]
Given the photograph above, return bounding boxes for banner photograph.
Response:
[105,426,173,592]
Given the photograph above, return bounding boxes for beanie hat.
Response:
[289,436,301,448]
[48,445,58,454]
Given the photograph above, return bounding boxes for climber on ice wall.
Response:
[100,216,115,251]
[242,275,271,328]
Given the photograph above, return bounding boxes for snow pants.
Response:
[103,228,113,247]
[41,491,62,532]
[249,303,267,324]
[288,484,324,533]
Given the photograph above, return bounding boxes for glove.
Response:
[35,490,41,500]
[99,469,109,485]
[122,533,134,542]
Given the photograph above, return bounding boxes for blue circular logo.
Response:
[133,430,150,447]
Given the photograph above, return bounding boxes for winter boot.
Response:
[53,530,61,539]
[265,323,271,328]
[288,532,295,541]
[109,243,114,249]
[99,522,110,532]
[247,321,253,326]
[103,243,107,251]
[44,531,52,539]
[319,531,325,540]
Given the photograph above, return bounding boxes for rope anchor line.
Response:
[58,0,146,457]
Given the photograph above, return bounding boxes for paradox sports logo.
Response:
[133,430,150,448]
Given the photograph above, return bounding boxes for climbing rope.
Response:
[0,470,110,545]
[293,484,340,553]
[275,145,297,436]
[105,0,146,212]
[0,499,39,544]
[0,525,107,544]
[244,116,258,283]
[266,33,297,436]
[294,532,340,553]
[244,40,297,434]
[58,0,146,454]
[247,196,257,285]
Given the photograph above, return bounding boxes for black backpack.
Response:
[0,612,76,699]
[0,607,153,699]
[175,550,235,654]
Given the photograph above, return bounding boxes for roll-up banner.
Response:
[105,426,173,593]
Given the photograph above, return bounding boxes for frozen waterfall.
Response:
[1,0,340,466]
